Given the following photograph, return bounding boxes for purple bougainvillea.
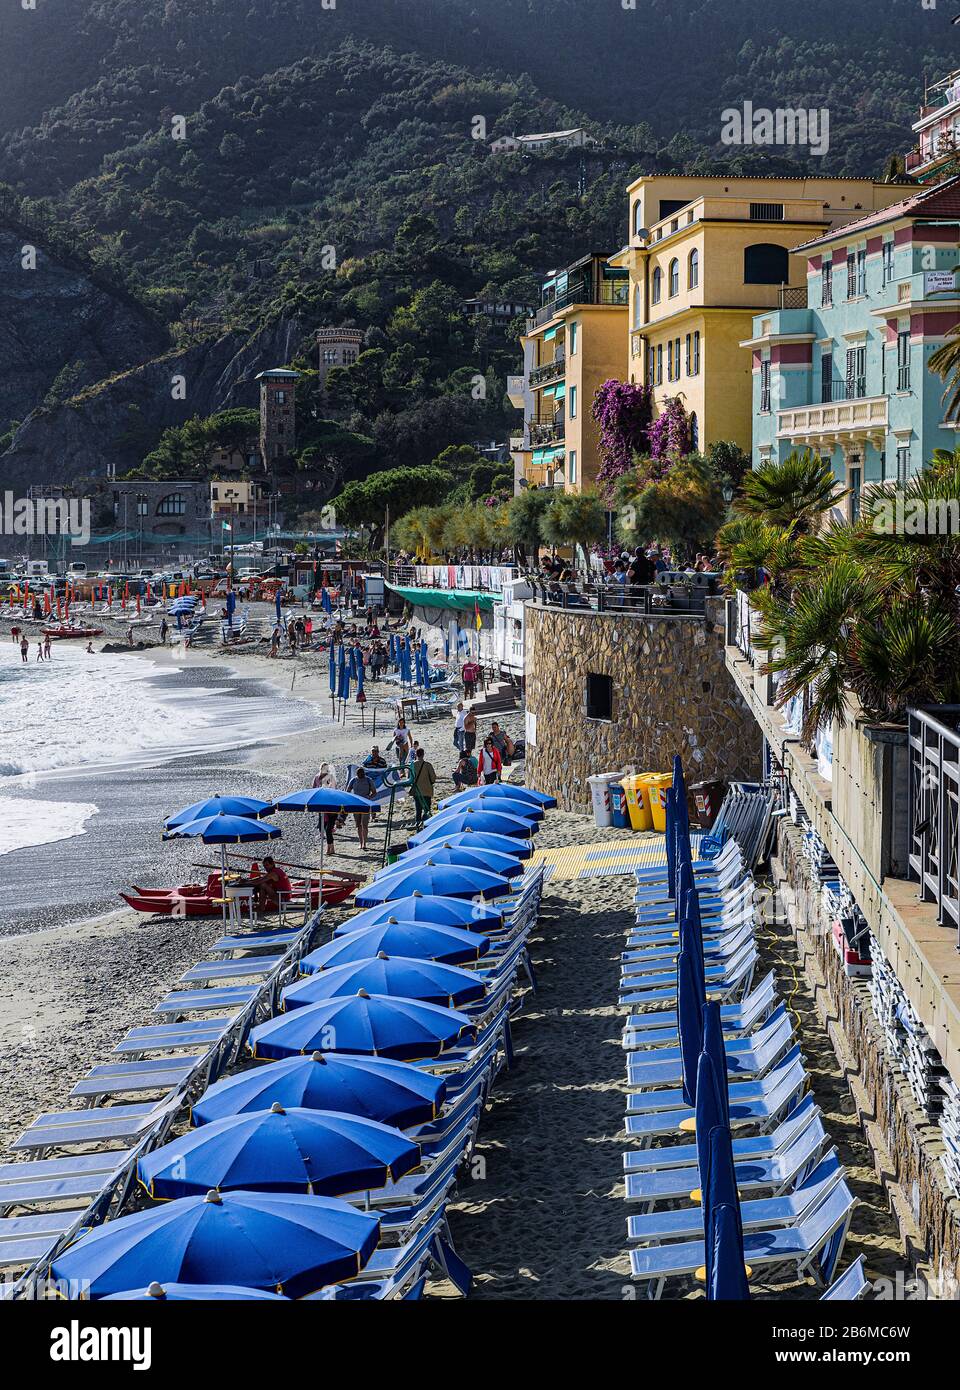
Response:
[591,379,653,490]
[645,397,690,478]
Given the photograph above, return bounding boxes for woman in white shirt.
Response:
[453,701,467,753]
[393,716,412,766]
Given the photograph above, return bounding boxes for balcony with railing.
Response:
[908,706,960,939]
[778,393,888,445]
[530,355,566,388]
[529,415,565,446]
[820,376,867,404]
[778,285,808,310]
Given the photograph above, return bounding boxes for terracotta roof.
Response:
[792,176,960,251]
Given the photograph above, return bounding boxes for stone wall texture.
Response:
[525,597,762,809]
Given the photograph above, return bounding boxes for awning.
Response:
[532,448,546,465]
[545,447,565,462]
[385,584,498,623]
[553,382,566,401]
[543,326,558,341]
[542,385,556,399]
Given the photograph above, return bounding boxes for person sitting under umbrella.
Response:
[254,856,292,912]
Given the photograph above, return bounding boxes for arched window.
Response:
[651,267,662,304]
[743,243,790,285]
[689,412,699,450]
[634,283,643,327]
[633,201,644,236]
[156,493,186,517]
[669,259,680,296]
[688,248,699,289]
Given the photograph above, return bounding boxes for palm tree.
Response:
[930,325,960,421]
[734,450,844,533]
[539,490,607,570]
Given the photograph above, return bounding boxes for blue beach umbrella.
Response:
[381,844,524,880]
[275,591,282,625]
[248,992,474,1061]
[408,810,538,843]
[161,813,281,844]
[431,796,544,823]
[356,651,365,697]
[355,862,512,905]
[192,1052,445,1130]
[420,831,534,860]
[138,1105,420,1199]
[338,654,351,701]
[677,947,705,1110]
[304,920,491,969]
[349,645,358,680]
[274,787,373,815]
[282,954,487,1011]
[698,1003,750,1301]
[439,784,557,811]
[103,1283,287,1301]
[321,587,333,615]
[50,1190,380,1299]
[337,893,503,932]
[421,641,431,693]
[164,796,273,830]
[328,638,336,694]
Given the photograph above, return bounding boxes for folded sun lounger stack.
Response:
[24,781,554,1302]
[620,757,862,1301]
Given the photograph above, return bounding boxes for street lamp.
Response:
[722,481,736,506]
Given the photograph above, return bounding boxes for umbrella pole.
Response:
[220,843,228,926]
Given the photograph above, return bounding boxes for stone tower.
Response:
[255,368,300,468]
[317,328,365,387]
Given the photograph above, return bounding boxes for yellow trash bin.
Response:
[620,774,653,832]
[642,773,674,833]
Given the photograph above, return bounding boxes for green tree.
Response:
[734,450,842,533]
[540,490,607,569]
[505,487,551,564]
[332,466,452,548]
[616,455,724,561]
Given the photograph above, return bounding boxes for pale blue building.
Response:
[744,177,960,516]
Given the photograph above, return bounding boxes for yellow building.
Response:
[610,175,911,454]
[210,479,267,518]
[510,253,628,492]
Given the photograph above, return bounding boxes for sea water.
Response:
[0,642,314,858]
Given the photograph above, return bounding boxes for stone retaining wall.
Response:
[775,819,960,1288]
[524,597,761,809]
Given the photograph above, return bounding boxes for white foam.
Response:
[0,795,98,858]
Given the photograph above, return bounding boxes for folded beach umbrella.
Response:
[248,992,474,1061]
[164,796,274,830]
[408,810,538,843]
[377,845,524,880]
[311,920,491,967]
[50,1190,380,1299]
[281,954,487,1011]
[328,639,336,694]
[340,896,504,933]
[322,587,333,614]
[697,1004,751,1301]
[355,862,512,905]
[138,1105,420,1200]
[439,784,557,811]
[103,1283,288,1301]
[677,948,705,1110]
[192,1052,445,1130]
[421,831,534,860]
[421,641,431,693]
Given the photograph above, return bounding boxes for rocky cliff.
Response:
[0,314,304,489]
[0,225,169,438]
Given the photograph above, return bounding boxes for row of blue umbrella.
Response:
[51,780,555,1298]
[667,757,751,1301]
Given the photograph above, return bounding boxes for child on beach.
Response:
[36,639,45,662]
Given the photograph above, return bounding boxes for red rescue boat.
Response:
[121,873,358,918]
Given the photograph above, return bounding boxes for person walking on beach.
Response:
[19,635,28,662]
[43,634,52,660]
[346,767,377,851]
[11,625,20,645]
[159,616,168,645]
[392,715,412,766]
[453,701,467,753]
[313,762,337,855]
[462,707,477,755]
[411,747,437,827]
[36,638,45,662]
[270,624,281,658]
[478,736,502,785]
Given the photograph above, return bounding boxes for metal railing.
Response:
[531,576,712,617]
[530,356,565,387]
[529,419,565,445]
[908,705,960,937]
[821,376,867,403]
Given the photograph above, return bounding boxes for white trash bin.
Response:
[588,774,613,829]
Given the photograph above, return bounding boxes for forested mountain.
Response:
[0,1,948,492]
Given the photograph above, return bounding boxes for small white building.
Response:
[490,129,595,155]
[492,577,535,683]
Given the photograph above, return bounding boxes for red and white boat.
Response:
[121,872,358,918]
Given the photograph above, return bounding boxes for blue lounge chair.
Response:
[820,1255,870,1301]
[621,922,754,971]
[626,1111,829,1209]
[623,1094,820,1174]
[629,1179,856,1297]
[153,986,259,1015]
[112,1019,236,1056]
[625,1011,794,1089]
[178,957,284,985]
[626,1152,844,1245]
[625,1051,808,1145]
[622,971,778,1047]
